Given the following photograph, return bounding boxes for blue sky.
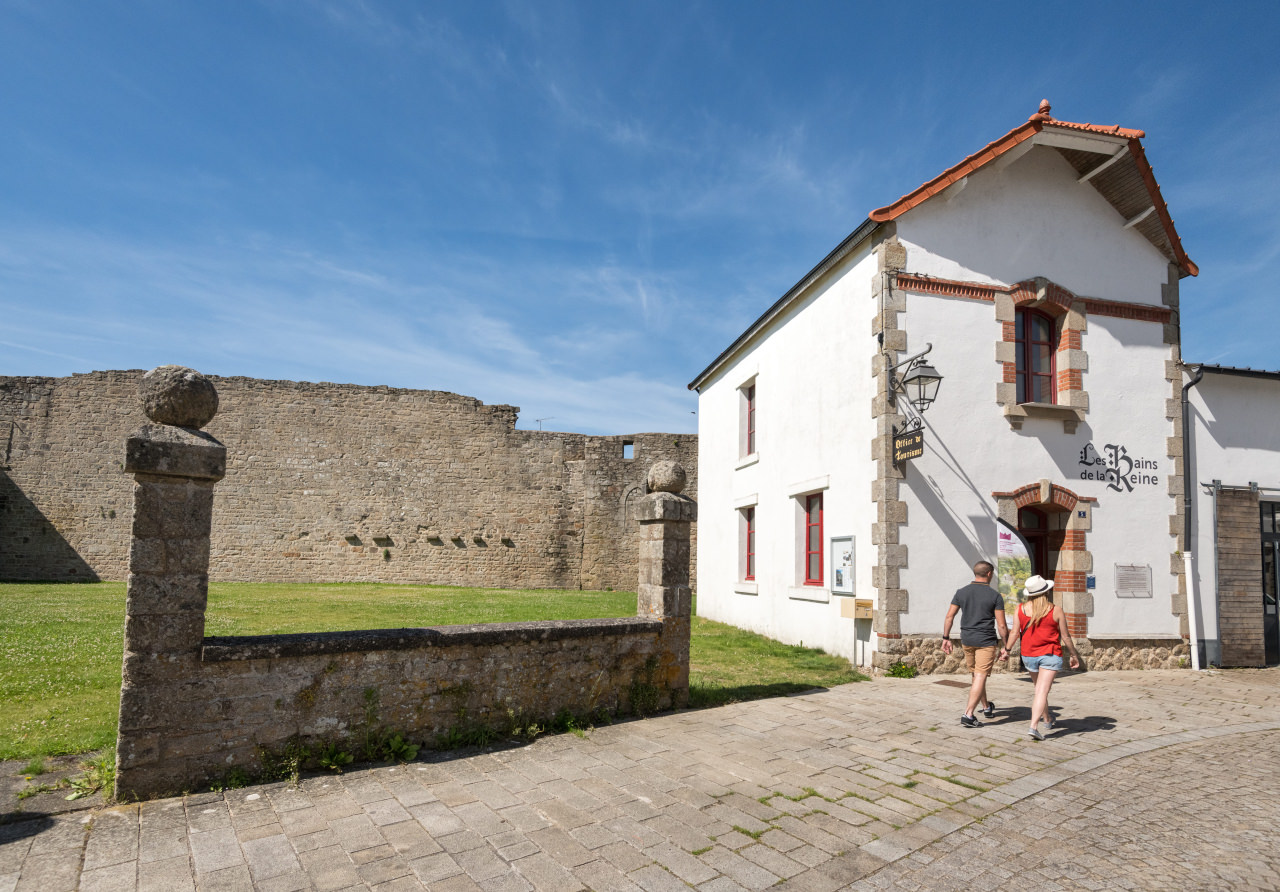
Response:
[2,2,1277,435]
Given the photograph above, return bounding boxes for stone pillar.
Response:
[635,460,695,707]
[115,366,225,800]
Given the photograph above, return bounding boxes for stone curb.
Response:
[846,720,1280,886]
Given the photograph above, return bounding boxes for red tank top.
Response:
[1018,604,1061,657]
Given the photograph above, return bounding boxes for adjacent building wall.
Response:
[0,371,697,591]
[1187,369,1280,666]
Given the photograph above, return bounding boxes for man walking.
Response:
[941,560,1008,727]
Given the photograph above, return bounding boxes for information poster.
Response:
[996,519,1033,621]
[830,536,854,594]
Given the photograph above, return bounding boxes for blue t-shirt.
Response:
[950,583,1003,648]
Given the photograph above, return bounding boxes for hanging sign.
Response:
[893,430,925,465]
[996,519,1033,620]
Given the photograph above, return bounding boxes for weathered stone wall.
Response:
[0,371,696,590]
[875,634,1190,675]
[114,372,695,798]
[122,619,681,797]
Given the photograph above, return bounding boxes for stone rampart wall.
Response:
[0,371,696,590]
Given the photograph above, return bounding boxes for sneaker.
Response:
[982,701,996,719]
[1043,717,1056,730]
[960,714,982,728]
[1027,727,1044,741]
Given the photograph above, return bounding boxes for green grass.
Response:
[688,616,865,708]
[0,581,864,759]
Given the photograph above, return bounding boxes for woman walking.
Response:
[1000,575,1082,740]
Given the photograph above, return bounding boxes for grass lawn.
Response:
[0,581,865,759]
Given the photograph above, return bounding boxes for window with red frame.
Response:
[804,494,823,586]
[744,507,755,580]
[746,384,756,454]
[1015,308,1056,404]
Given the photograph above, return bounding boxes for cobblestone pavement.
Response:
[1,668,1277,891]
[852,729,1280,892]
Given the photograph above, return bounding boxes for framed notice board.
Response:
[830,536,854,595]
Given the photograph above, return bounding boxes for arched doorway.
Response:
[994,480,1095,639]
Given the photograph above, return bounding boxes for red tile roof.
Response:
[869,100,1196,277]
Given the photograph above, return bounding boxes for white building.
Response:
[1185,365,1280,667]
[689,101,1218,672]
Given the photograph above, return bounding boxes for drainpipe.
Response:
[1181,365,1204,670]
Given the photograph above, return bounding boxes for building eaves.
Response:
[1196,363,1280,381]
[868,100,1197,279]
[687,217,881,392]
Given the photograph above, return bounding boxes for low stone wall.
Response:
[874,635,1191,674]
[114,368,696,799]
[120,618,683,797]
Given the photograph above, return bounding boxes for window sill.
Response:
[788,585,830,603]
[1004,401,1084,434]
[735,453,760,470]
[734,582,758,595]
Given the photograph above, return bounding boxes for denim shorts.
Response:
[1022,654,1064,672]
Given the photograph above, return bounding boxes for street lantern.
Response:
[899,361,942,412]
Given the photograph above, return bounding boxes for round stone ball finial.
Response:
[647,460,687,494]
[140,365,219,429]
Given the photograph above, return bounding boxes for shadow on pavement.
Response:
[0,814,55,837]
[983,707,1117,735]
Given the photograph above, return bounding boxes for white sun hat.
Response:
[1023,575,1055,597]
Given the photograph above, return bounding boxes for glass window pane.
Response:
[808,498,820,522]
[1265,504,1276,534]
[1015,313,1024,341]
[1033,315,1052,342]
[808,554,821,581]
[1032,376,1046,403]
[1033,345,1052,371]
[1019,509,1042,529]
[808,526,820,551]
[1264,544,1276,604]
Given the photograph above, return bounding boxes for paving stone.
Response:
[738,843,806,879]
[379,818,444,860]
[82,809,138,872]
[641,841,718,885]
[697,845,779,891]
[628,863,692,892]
[408,801,465,837]
[138,854,195,891]
[298,845,361,891]
[511,852,586,891]
[78,860,136,892]
[188,828,244,874]
[356,854,413,886]
[525,827,594,868]
[408,851,463,885]
[572,859,645,892]
[197,864,255,892]
[242,834,302,881]
[597,840,653,873]
[328,814,387,854]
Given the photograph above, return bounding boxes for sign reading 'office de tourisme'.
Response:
[893,430,924,465]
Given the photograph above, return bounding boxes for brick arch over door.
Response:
[992,480,1096,639]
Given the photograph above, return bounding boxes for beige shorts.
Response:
[963,645,997,675]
